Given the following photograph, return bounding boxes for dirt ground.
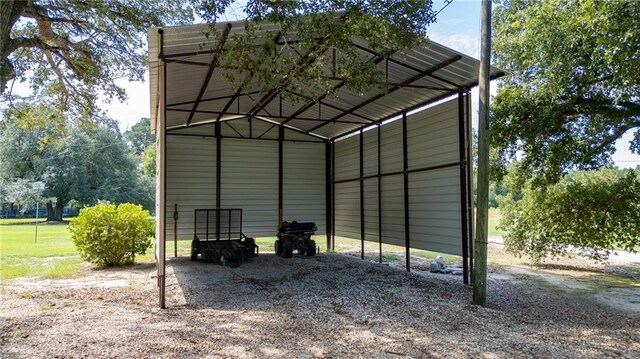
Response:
[1,248,639,359]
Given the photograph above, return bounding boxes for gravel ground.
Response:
[1,252,639,359]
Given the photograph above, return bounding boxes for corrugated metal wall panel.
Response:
[380,120,403,173]
[283,142,326,234]
[334,181,360,239]
[165,135,216,241]
[221,138,278,237]
[380,174,405,246]
[362,129,378,177]
[334,135,359,181]
[408,162,462,256]
[407,99,459,170]
[363,177,379,242]
[331,97,465,256]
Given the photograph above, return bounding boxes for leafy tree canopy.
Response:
[0,104,153,220]
[2,0,437,118]
[499,167,640,263]
[491,0,640,187]
[1,0,195,116]
[201,0,435,98]
[125,117,154,155]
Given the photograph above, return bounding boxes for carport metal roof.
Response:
[148,21,504,140]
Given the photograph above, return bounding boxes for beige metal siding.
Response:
[408,167,462,255]
[165,135,216,241]
[334,181,360,239]
[407,99,459,169]
[334,134,360,239]
[334,135,359,181]
[331,97,465,256]
[406,98,462,256]
[380,174,405,246]
[380,120,403,173]
[363,177,379,243]
[283,142,326,234]
[221,138,279,237]
[362,129,378,177]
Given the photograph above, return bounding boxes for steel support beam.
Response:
[359,130,365,260]
[215,121,222,240]
[159,29,167,309]
[349,41,463,90]
[281,53,386,126]
[402,113,410,272]
[186,23,232,127]
[325,140,333,252]
[246,40,328,118]
[252,116,327,141]
[458,92,470,285]
[167,91,262,108]
[466,91,474,283]
[306,55,462,134]
[377,124,382,264]
[331,139,336,251]
[278,126,284,226]
[284,90,375,123]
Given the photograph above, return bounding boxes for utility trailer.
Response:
[191,208,258,268]
[275,221,318,258]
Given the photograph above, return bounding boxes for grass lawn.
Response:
[0,221,83,280]
[0,218,158,280]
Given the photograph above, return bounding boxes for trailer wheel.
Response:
[274,240,282,256]
[190,239,200,261]
[306,240,317,256]
[282,242,293,258]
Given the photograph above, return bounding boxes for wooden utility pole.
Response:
[474,0,492,306]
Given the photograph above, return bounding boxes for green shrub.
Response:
[499,168,640,263]
[69,203,154,267]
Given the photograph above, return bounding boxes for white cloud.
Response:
[429,32,480,59]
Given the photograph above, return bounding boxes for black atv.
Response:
[274,221,317,258]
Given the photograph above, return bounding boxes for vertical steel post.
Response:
[402,112,410,272]
[215,120,222,241]
[377,124,382,263]
[325,140,332,252]
[159,28,167,309]
[278,125,284,226]
[458,92,470,285]
[466,91,474,282]
[474,0,492,306]
[331,139,336,251]
[360,130,365,260]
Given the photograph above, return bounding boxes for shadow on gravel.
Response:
[162,252,640,358]
[170,253,375,309]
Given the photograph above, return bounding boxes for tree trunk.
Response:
[46,200,55,221]
[0,0,27,93]
[54,200,64,221]
[46,199,65,222]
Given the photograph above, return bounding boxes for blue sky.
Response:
[87,1,640,168]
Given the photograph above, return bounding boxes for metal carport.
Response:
[149,21,504,308]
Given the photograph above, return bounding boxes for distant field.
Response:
[488,207,506,237]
